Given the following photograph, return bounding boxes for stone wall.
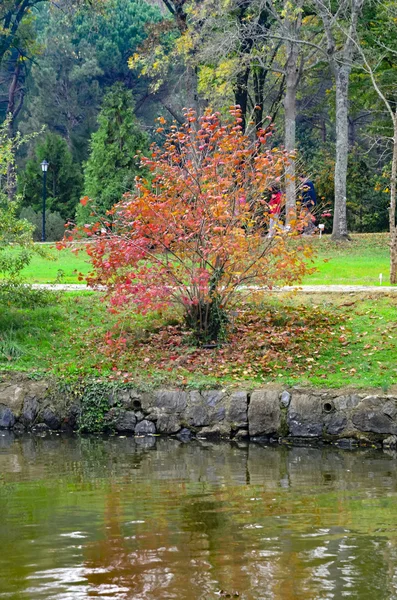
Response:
[1,375,397,448]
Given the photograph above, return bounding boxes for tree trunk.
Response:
[332,67,350,241]
[314,0,364,242]
[390,117,397,284]
[233,0,254,132]
[234,68,250,132]
[164,0,201,114]
[253,67,266,131]
[5,56,24,202]
[283,0,302,224]
[284,72,297,223]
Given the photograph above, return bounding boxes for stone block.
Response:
[185,402,210,428]
[0,384,25,415]
[115,410,136,433]
[280,391,291,408]
[0,405,15,429]
[383,435,397,448]
[176,428,193,441]
[352,410,397,435]
[333,395,361,411]
[142,389,188,414]
[227,391,248,427]
[352,397,397,435]
[135,419,156,435]
[21,397,39,426]
[383,399,397,419]
[325,414,347,436]
[287,393,323,437]
[110,389,142,410]
[42,408,61,430]
[156,414,181,434]
[185,391,227,428]
[199,424,229,437]
[248,390,281,436]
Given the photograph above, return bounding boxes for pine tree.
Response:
[18,132,82,220]
[78,83,147,222]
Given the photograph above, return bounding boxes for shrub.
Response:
[20,207,65,242]
[68,108,313,343]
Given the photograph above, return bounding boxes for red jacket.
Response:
[268,191,282,215]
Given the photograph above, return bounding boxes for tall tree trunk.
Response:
[186,65,200,114]
[234,68,250,132]
[163,0,201,114]
[390,116,397,284]
[314,0,364,242]
[253,67,266,131]
[283,0,302,224]
[233,0,254,132]
[6,58,22,202]
[284,69,298,223]
[332,67,350,240]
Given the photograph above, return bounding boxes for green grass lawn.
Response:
[302,233,390,286]
[10,232,392,286]
[1,290,396,390]
[17,245,92,283]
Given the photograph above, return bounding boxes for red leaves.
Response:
[64,107,314,343]
[94,303,343,381]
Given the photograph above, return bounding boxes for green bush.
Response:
[20,206,65,242]
[0,280,59,308]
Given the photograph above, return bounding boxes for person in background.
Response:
[299,176,317,234]
[267,186,283,237]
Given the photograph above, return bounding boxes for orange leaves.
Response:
[80,196,90,206]
[67,106,314,344]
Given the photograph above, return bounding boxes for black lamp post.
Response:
[41,160,49,242]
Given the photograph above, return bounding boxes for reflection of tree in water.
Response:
[81,482,221,598]
[180,494,251,596]
[82,484,161,597]
[4,438,397,599]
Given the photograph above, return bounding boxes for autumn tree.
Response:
[72,109,313,342]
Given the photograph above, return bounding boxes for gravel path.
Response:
[31,284,397,294]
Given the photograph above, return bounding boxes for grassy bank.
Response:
[1,290,396,390]
[7,233,392,286]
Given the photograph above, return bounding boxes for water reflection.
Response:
[1,434,397,598]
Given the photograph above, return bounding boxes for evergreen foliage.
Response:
[78,83,147,222]
[18,133,82,220]
[21,0,162,161]
[0,118,33,280]
[20,207,65,242]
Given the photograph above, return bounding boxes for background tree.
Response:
[0,0,101,64]
[21,0,161,162]
[350,0,397,282]
[78,83,147,222]
[0,117,33,280]
[313,0,365,241]
[18,132,82,219]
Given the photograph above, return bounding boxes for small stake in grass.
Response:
[379,273,383,286]
[318,224,325,238]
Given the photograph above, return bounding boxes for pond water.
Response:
[1,434,397,599]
